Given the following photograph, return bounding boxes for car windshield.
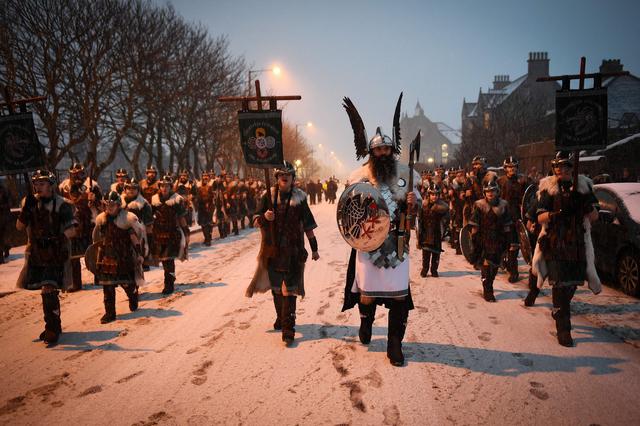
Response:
[595,183,640,224]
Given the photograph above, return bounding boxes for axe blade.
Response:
[409,132,421,163]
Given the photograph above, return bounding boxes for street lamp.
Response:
[248,67,281,95]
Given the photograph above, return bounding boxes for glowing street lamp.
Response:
[272,66,281,76]
[307,121,313,127]
[427,157,434,164]
[248,66,281,94]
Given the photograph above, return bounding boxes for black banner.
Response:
[556,88,607,151]
[238,110,284,168]
[0,112,46,175]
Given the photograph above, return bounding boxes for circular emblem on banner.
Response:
[397,178,406,188]
[0,124,38,167]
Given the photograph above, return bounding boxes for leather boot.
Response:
[40,291,62,344]
[357,302,376,344]
[272,292,283,330]
[203,225,212,246]
[430,253,440,277]
[281,295,297,346]
[387,299,408,366]
[481,265,496,302]
[100,286,117,324]
[162,260,176,294]
[420,250,430,278]
[68,259,82,292]
[507,249,520,283]
[552,286,575,347]
[124,285,139,312]
[524,271,540,307]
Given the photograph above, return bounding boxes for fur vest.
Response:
[531,175,601,294]
[151,192,184,207]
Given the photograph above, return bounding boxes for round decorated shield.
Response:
[84,243,99,274]
[337,182,391,251]
[521,183,538,221]
[517,219,533,265]
[459,224,476,265]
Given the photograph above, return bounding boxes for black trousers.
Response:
[552,285,577,332]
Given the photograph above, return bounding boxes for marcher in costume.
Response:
[464,156,497,224]
[249,161,319,346]
[468,180,512,302]
[523,195,542,306]
[532,152,601,346]
[212,175,228,239]
[149,175,189,294]
[497,156,532,283]
[92,191,146,323]
[448,167,468,255]
[140,165,160,204]
[58,163,102,291]
[174,169,196,227]
[16,170,77,344]
[195,171,216,246]
[417,182,449,278]
[340,93,420,366]
[110,168,129,195]
[0,182,13,263]
[121,178,153,265]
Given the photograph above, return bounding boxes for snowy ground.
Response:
[1,200,640,425]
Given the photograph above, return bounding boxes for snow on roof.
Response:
[595,182,640,224]
[435,122,462,145]
[604,132,640,151]
[579,155,605,162]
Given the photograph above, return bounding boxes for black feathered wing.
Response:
[343,97,368,160]
[392,92,403,156]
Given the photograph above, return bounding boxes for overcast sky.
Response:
[157,0,640,174]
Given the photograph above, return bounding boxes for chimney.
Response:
[492,75,511,90]
[600,59,623,74]
[527,51,549,79]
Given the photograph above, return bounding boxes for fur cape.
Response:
[16,195,74,290]
[93,209,147,287]
[531,174,601,294]
[348,162,421,201]
[122,194,149,212]
[150,192,188,261]
[246,186,308,298]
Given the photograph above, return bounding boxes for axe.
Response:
[397,131,421,261]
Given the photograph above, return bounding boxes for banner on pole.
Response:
[556,88,607,151]
[238,110,284,169]
[0,112,45,175]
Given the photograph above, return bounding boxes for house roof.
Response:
[463,73,528,118]
[435,122,462,145]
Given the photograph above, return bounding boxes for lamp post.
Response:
[248,66,281,95]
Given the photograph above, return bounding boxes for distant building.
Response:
[600,59,640,142]
[400,100,460,167]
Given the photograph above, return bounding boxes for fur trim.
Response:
[94,209,138,230]
[268,187,307,207]
[537,174,593,199]
[474,198,508,216]
[151,192,184,207]
[122,194,148,211]
[348,162,421,201]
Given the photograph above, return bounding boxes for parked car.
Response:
[591,183,640,297]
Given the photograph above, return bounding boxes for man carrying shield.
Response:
[339,93,420,366]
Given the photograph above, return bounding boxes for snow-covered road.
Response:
[1,200,640,425]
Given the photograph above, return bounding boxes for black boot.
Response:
[272,292,283,330]
[552,286,576,347]
[524,271,540,307]
[420,250,430,278]
[40,291,62,344]
[68,259,82,292]
[507,249,520,283]
[430,253,440,277]
[124,284,139,312]
[387,300,408,367]
[357,302,376,344]
[100,286,117,324]
[281,295,297,346]
[481,265,496,302]
[162,260,176,294]
[203,225,212,246]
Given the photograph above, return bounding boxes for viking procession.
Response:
[1,1,639,425]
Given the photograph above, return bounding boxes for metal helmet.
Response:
[146,165,158,174]
[471,156,486,167]
[32,169,56,185]
[368,127,394,151]
[201,170,210,179]
[274,161,296,179]
[551,151,574,168]
[115,168,128,177]
[102,190,123,207]
[503,156,519,168]
[69,163,86,179]
[337,182,391,251]
[124,178,139,190]
[427,182,441,194]
[159,174,173,186]
[435,164,445,173]
[180,169,190,177]
[483,179,500,194]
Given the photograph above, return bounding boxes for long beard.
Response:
[369,154,396,184]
